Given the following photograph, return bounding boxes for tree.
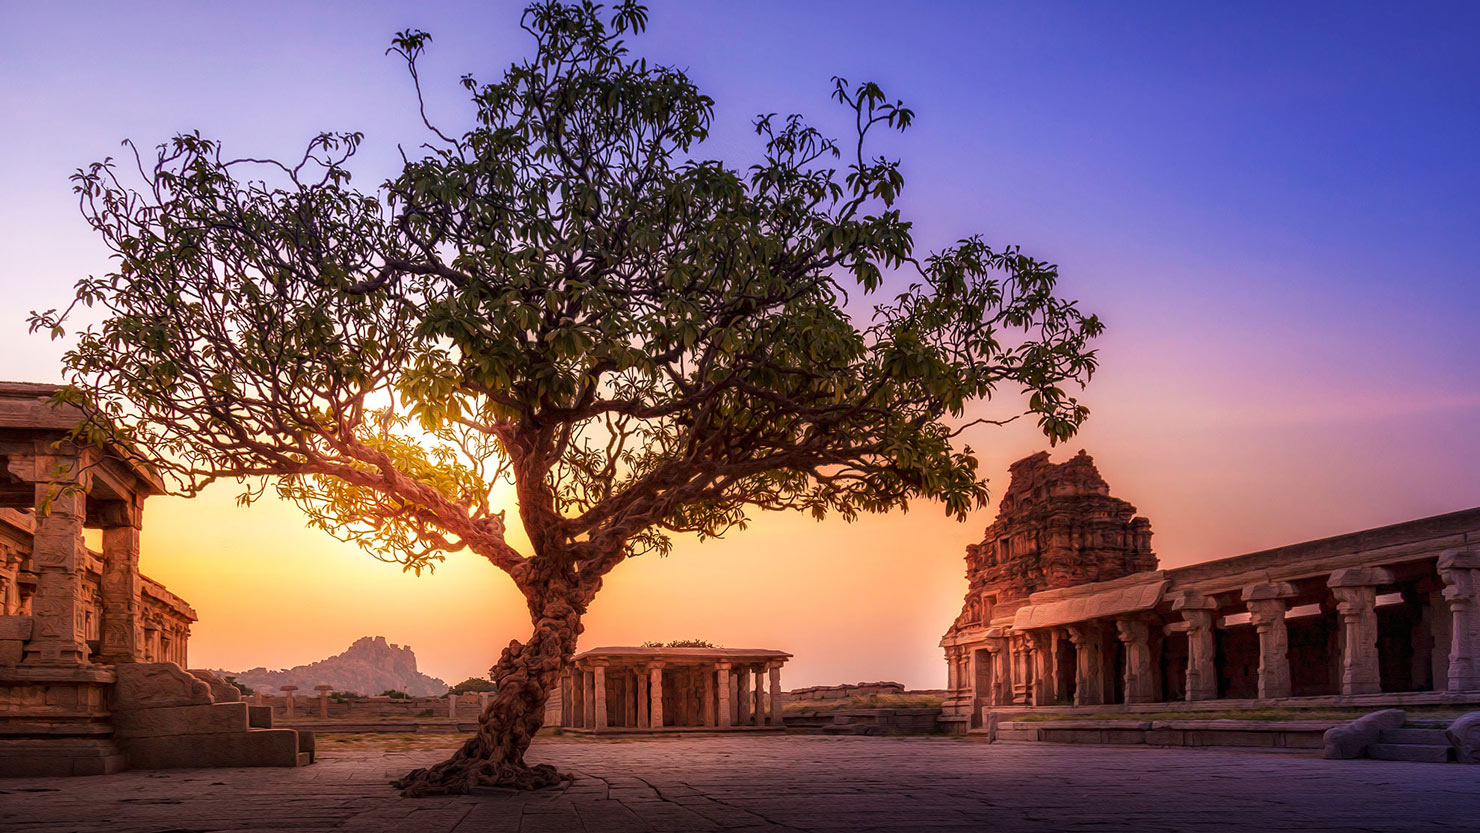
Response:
[34,0,1100,796]
[449,676,498,694]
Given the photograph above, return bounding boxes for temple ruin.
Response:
[551,647,790,732]
[941,450,1480,728]
[0,382,311,775]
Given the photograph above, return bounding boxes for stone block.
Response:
[112,662,213,711]
[121,727,303,769]
[0,639,22,665]
[249,704,274,728]
[298,728,316,763]
[188,668,242,703]
[112,702,250,738]
[0,616,33,640]
[0,737,127,777]
[1322,708,1406,759]
[1445,711,1480,763]
[1328,567,1395,588]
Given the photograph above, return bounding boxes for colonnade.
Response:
[946,550,1480,716]
[560,656,786,731]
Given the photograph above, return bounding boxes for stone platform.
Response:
[2,734,1477,832]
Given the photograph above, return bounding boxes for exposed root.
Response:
[394,755,571,797]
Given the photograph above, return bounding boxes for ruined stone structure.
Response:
[552,647,790,732]
[0,382,310,775]
[942,450,1480,727]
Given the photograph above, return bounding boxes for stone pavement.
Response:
[1,734,1476,832]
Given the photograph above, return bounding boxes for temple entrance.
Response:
[1216,624,1258,699]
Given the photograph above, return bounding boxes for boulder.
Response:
[1322,708,1405,759]
[188,668,242,703]
[1445,711,1480,764]
[113,662,214,711]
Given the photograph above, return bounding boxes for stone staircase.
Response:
[1366,724,1456,763]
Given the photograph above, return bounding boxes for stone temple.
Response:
[0,382,311,775]
[941,450,1480,728]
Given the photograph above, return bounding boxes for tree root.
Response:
[394,756,571,797]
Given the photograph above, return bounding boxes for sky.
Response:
[1,1,1478,690]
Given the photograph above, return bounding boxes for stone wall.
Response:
[782,681,906,704]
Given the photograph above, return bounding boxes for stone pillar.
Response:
[636,669,650,728]
[945,646,958,691]
[592,662,608,731]
[648,662,665,729]
[982,639,1007,706]
[448,691,458,719]
[316,685,333,718]
[768,662,784,728]
[716,661,732,728]
[1329,567,1393,696]
[282,685,298,718]
[1243,582,1296,700]
[753,668,765,726]
[1429,589,1452,690]
[1173,593,1219,701]
[1067,624,1103,706]
[702,667,716,727]
[1050,629,1073,704]
[581,667,595,728]
[625,671,637,728]
[737,667,751,725]
[1028,631,1054,705]
[1440,550,1480,691]
[22,472,89,666]
[98,498,145,664]
[1116,619,1155,704]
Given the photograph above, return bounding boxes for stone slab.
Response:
[120,727,303,769]
[112,701,250,738]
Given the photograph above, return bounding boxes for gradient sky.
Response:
[2,1,1477,690]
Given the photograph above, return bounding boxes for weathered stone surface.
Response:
[121,727,302,769]
[112,661,213,711]
[1445,711,1480,763]
[1322,708,1406,759]
[112,702,249,738]
[188,667,242,702]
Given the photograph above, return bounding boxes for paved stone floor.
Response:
[1,734,1477,832]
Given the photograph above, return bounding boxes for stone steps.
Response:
[1368,742,1455,763]
[1378,727,1448,745]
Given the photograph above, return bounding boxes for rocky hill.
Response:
[220,636,448,697]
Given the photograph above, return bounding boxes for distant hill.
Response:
[218,636,449,697]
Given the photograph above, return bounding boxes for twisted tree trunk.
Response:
[393,575,586,797]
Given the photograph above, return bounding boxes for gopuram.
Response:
[942,450,1480,728]
[551,647,790,732]
[0,382,311,775]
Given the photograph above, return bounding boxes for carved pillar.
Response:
[945,646,958,691]
[1243,582,1296,700]
[1173,593,1219,701]
[768,661,784,727]
[716,661,732,728]
[635,669,649,728]
[317,685,333,718]
[1116,619,1155,704]
[98,497,145,664]
[1329,567,1393,696]
[282,685,297,718]
[582,667,595,728]
[1029,631,1054,705]
[1067,624,1104,706]
[753,668,765,726]
[22,462,89,666]
[699,667,714,727]
[592,661,608,731]
[1440,550,1480,691]
[737,667,751,725]
[1010,633,1033,705]
[647,661,665,729]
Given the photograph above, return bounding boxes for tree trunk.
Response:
[393,581,583,797]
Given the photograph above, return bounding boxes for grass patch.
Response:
[785,693,944,713]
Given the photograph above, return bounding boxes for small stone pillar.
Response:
[716,661,732,728]
[753,667,765,725]
[582,667,595,728]
[1439,550,1480,691]
[702,668,716,727]
[592,661,608,731]
[625,672,638,727]
[1329,567,1394,696]
[1116,619,1156,704]
[1028,631,1055,705]
[636,669,650,728]
[647,661,665,729]
[768,661,784,728]
[1243,582,1296,700]
[945,646,959,691]
[281,685,298,718]
[981,638,1007,706]
[1173,592,1219,701]
[316,685,333,718]
[1010,633,1035,705]
[1067,624,1104,706]
[23,468,89,666]
[98,497,145,664]
[736,667,751,725]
